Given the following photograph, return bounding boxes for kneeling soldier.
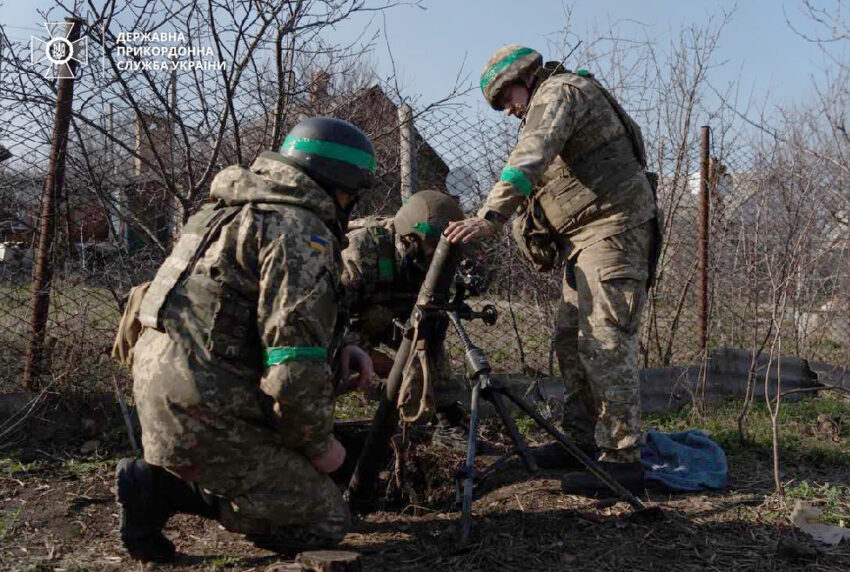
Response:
[115,117,376,561]
[341,190,471,448]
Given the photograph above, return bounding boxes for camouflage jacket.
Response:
[478,71,657,250]
[341,217,420,347]
[137,152,344,458]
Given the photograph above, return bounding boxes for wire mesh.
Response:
[2,23,850,395]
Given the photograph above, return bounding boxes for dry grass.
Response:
[1,393,849,571]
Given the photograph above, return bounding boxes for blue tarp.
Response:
[640,430,729,492]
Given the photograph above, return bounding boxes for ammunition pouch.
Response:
[536,175,599,233]
[111,280,152,367]
[512,171,606,272]
[511,193,564,273]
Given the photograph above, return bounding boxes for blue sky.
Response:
[0,1,837,112]
[325,0,833,110]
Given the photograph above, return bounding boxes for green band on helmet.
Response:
[264,346,327,366]
[480,47,537,91]
[500,166,533,197]
[378,256,395,278]
[412,221,440,238]
[281,136,376,173]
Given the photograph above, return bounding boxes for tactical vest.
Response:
[138,202,262,363]
[535,71,648,233]
[139,202,240,330]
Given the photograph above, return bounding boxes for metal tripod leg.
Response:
[459,379,538,546]
[501,386,645,510]
[486,386,538,472]
[459,380,481,545]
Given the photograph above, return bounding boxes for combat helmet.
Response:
[480,45,543,111]
[279,117,376,195]
[394,190,464,243]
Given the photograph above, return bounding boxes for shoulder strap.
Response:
[139,203,241,329]
[575,71,647,168]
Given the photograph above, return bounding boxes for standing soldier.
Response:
[341,190,471,447]
[114,117,376,562]
[445,45,661,493]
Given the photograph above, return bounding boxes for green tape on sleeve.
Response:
[281,136,376,173]
[264,346,328,366]
[500,166,534,197]
[378,256,395,278]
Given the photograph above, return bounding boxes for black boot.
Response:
[116,458,219,562]
[531,441,598,470]
[166,476,219,519]
[560,461,646,495]
[115,458,176,562]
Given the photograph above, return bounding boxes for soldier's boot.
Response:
[116,458,175,562]
[531,441,599,470]
[534,394,598,469]
[560,461,646,495]
[116,458,219,562]
[431,403,478,451]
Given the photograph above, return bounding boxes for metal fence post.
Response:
[398,104,416,202]
[698,125,711,352]
[22,18,83,389]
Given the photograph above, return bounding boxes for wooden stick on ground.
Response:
[112,374,139,454]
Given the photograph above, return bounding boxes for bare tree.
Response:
[0,0,425,389]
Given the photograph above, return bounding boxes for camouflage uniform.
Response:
[479,46,658,463]
[132,151,349,550]
[341,216,456,410]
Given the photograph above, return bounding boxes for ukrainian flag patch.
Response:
[309,235,328,253]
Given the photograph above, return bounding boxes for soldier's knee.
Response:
[246,523,345,556]
[598,277,646,334]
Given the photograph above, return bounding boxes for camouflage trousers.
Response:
[553,222,653,463]
[133,328,350,552]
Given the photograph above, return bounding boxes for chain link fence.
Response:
[2,29,850,397]
[414,105,850,377]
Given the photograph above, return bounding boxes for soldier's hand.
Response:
[339,344,374,391]
[444,217,497,244]
[311,437,346,474]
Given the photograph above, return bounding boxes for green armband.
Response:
[264,346,328,366]
[500,166,533,197]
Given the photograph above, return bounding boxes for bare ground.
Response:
[2,424,850,572]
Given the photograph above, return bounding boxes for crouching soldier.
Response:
[341,190,471,448]
[114,117,376,562]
